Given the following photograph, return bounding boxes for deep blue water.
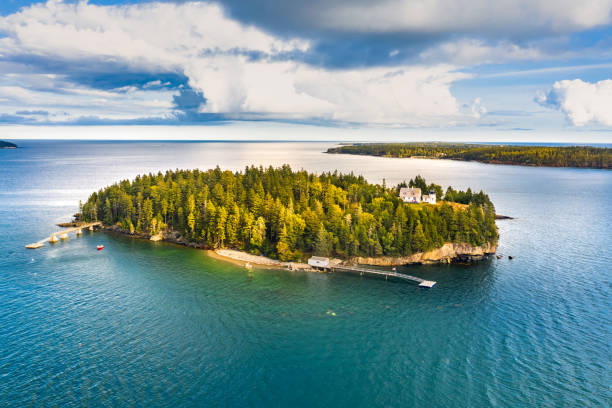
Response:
[1,140,610,407]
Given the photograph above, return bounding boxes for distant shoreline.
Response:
[326,143,611,169]
[0,141,17,149]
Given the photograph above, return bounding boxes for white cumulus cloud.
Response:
[537,79,612,126]
[470,97,487,119]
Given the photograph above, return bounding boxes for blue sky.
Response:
[1,0,612,137]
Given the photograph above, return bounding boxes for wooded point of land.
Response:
[81,166,498,261]
[327,143,611,169]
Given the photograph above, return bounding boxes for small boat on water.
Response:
[97,245,104,251]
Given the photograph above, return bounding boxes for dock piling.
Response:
[332,265,436,287]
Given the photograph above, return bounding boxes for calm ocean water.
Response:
[1,140,610,407]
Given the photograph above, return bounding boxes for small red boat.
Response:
[97,245,104,251]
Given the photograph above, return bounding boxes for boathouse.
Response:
[308,256,330,268]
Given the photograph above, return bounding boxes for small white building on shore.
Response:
[308,256,330,268]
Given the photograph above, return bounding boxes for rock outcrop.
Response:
[104,225,197,246]
[351,242,497,266]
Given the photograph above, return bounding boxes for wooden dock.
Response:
[26,222,102,249]
[330,265,436,287]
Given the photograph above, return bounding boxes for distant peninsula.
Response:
[0,141,17,149]
[326,143,611,169]
[79,166,498,266]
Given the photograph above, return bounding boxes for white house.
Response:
[399,187,421,203]
[399,187,437,204]
[308,256,330,268]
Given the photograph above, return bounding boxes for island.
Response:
[326,143,611,169]
[78,166,498,266]
[0,141,17,149]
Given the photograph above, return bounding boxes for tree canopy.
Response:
[81,166,498,262]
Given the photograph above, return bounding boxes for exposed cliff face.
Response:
[351,242,497,266]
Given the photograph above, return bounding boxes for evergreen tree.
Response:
[411,221,427,253]
[104,198,113,225]
[314,225,332,257]
[276,225,293,261]
[250,216,266,250]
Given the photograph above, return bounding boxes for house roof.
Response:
[309,256,329,262]
[399,187,421,196]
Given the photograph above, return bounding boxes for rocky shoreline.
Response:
[352,242,497,266]
[100,224,497,269]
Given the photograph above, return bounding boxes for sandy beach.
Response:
[210,249,317,271]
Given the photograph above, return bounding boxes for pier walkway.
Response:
[26,222,102,249]
[330,265,436,287]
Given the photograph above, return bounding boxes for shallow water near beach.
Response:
[1,140,610,407]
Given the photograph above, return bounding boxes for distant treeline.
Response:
[327,143,611,169]
[80,166,498,262]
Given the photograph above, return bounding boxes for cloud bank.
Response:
[0,0,611,128]
[0,0,483,125]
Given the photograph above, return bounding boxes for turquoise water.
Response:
[1,140,610,407]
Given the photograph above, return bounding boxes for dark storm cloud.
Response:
[170,88,229,123]
[172,88,207,111]
[213,0,442,68]
[302,34,442,68]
